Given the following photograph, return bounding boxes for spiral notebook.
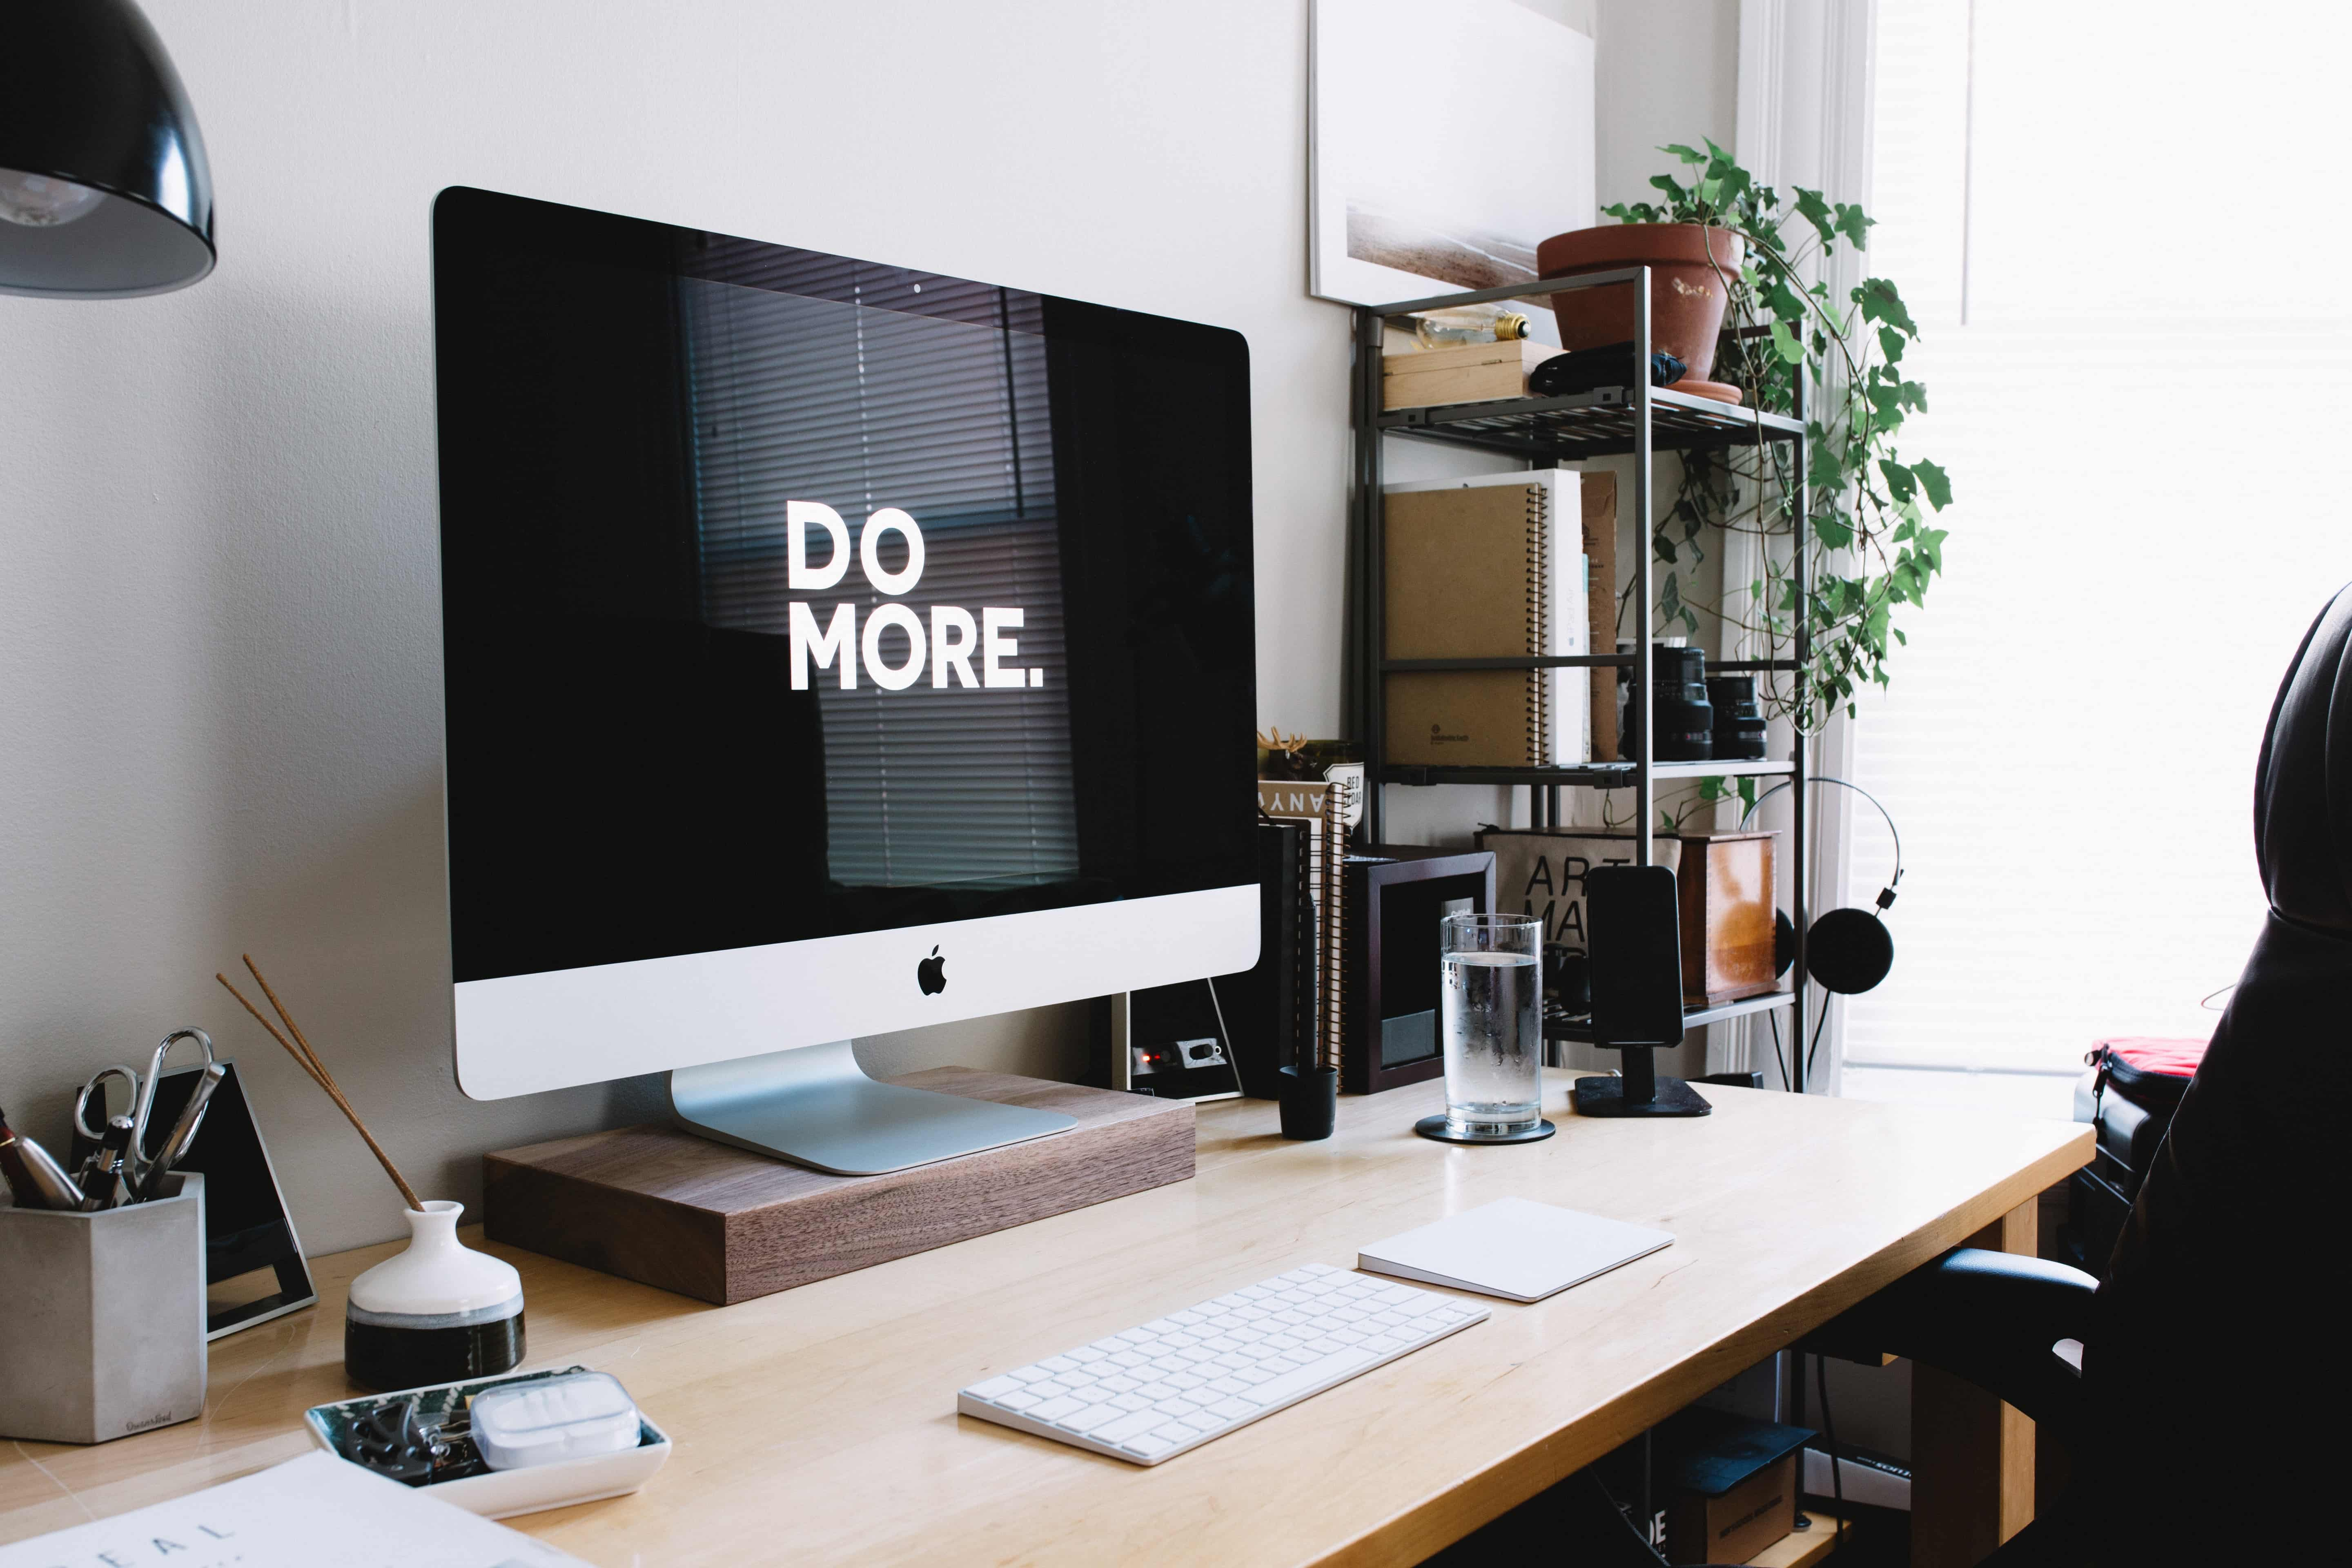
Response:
[1382,470,1588,767]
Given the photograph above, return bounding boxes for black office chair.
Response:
[1806,586,2352,1565]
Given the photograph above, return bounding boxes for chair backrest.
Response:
[2087,586,2352,1555]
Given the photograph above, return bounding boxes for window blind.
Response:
[680,271,1077,889]
[1845,1,2352,1075]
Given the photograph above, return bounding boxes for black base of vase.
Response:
[345,1313,526,1392]
[1278,1065,1339,1140]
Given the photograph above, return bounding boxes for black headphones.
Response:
[1741,777,1905,996]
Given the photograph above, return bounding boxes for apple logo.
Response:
[916,945,947,996]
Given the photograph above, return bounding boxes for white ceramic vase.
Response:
[344,1200,525,1391]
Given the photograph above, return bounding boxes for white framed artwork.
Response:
[1310,0,1597,322]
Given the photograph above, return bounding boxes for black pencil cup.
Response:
[1278,1065,1339,1141]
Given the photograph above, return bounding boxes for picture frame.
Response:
[1309,0,1596,318]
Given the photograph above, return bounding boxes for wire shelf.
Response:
[1379,758,1795,789]
[1378,384,1805,460]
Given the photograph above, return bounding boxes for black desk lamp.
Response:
[0,0,213,299]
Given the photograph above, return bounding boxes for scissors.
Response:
[73,1028,216,1174]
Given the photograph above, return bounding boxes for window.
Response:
[1844,1,2352,1100]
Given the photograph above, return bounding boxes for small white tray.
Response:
[304,1365,671,1519]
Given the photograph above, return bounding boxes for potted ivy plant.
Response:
[1560,140,1953,784]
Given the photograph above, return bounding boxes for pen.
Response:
[1,1106,89,1211]
[81,1114,137,1212]
[135,1063,225,1203]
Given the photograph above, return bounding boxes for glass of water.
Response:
[1430,912,1549,1143]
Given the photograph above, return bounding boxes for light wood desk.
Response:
[0,1074,2088,1567]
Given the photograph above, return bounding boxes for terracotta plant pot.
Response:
[1535,223,1746,383]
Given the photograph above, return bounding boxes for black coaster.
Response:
[1572,1075,1713,1118]
[1413,1114,1557,1145]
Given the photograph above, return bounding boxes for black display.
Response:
[432,189,1256,984]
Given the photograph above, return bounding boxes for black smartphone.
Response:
[1586,864,1686,1048]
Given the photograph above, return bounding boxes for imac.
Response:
[432,189,1259,1174]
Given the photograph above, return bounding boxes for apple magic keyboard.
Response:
[956,1262,1488,1464]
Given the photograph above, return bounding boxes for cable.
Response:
[1815,1354,1846,1555]
[1806,998,1833,1080]
[1766,1011,1792,1093]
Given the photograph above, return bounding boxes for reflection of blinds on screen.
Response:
[680,274,1076,888]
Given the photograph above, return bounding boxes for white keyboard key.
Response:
[1243,1347,1377,1407]
[1123,1435,1178,1458]
[1090,1410,1166,1445]
[1065,1402,1129,1432]
[1027,1396,1082,1422]
[967,1375,1022,1400]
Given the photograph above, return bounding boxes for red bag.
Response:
[2066,1037,2208,1277]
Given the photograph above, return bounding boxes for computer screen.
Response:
[433,188,1258,1099]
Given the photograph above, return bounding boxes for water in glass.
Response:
[1440,915,1544,1135]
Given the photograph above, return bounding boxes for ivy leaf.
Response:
[1893,626,1907,646]
[1833,202,1876,248]
[1768,319,1806,365]
[1912,458,1953,510]
[1815,512,1854,550]
[1664,143,1709,166]
[1764,274,1807,321]
[1866,379,1905,426]
[1649,174,1688,200]
[1878,459,1917,503]
[1878,325,1906,365]
[1712,160,1752,210]
[1793,187,1835,244]
[1855,278,1918,336]
[1899,380,1929,414]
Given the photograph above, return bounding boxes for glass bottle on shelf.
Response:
[1412,303,1532,348]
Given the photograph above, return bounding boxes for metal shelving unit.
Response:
[1348,269,1819,1089]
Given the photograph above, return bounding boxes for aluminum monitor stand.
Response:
[666,1041,1077,1176]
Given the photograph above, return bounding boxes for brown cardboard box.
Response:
[1381,338,1560,410]
[1666,1451,1798,1566]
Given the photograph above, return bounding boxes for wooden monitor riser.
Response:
[483,1068,1194,1305]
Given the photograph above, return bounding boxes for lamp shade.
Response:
[0,0,214,298]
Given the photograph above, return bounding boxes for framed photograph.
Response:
[1310,0,1596,323]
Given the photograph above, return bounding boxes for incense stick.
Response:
[216,961,424,1212]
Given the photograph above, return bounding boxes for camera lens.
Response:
[1706,675,1768,760]
[1619,644,1713,760]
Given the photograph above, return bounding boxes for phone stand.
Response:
[1573,1045,1712,1118]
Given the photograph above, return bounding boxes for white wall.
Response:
[0,0,1357,1253]
[0,0,1742,1255]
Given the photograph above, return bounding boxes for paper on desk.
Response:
[1358,1196,1673,1302]
[0,1451,589,1568]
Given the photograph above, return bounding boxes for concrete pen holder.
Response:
[0,1173,207,1444]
